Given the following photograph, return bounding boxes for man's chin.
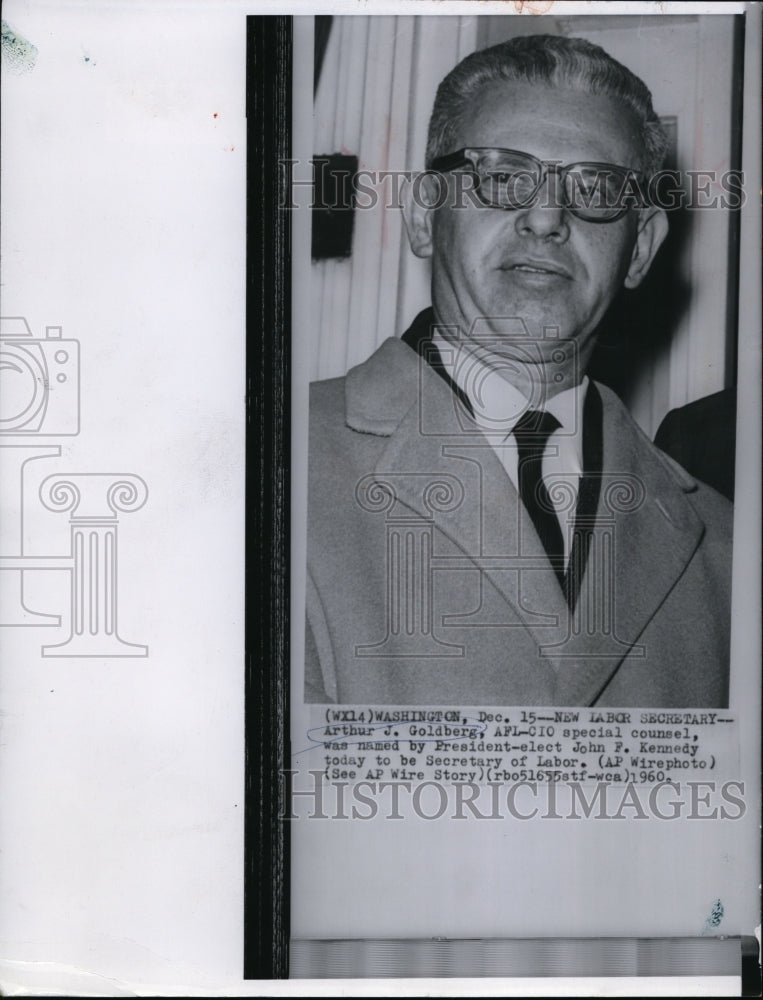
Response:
[464,297,576,338]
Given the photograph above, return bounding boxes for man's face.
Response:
[410,80,666,370]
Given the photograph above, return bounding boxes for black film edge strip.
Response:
[244,14,292,981]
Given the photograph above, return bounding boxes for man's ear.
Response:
[402,173,439,259]
[624,206,669,289]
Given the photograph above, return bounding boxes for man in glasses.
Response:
[305,34,732,707]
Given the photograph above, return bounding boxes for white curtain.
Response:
[311,15,478,382]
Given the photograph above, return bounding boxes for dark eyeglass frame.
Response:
[430,146,646,223]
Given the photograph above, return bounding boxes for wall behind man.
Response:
[311,16,479,383]
[311,13,740,438]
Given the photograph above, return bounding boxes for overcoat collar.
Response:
[345,328,703,705]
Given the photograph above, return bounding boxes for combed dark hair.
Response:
[426,34,668,177]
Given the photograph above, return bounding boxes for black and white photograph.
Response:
[302,16,739,709]
[287,4,761,986]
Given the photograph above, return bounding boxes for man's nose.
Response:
[514,171,570,242]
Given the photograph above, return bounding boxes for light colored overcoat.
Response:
[305,337,732,707]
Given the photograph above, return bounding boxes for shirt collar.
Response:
[430,327,588,441]
[545,372,588,439]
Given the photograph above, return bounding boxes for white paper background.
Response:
[1,1,248,990]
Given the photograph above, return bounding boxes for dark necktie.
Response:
[512,409,566,588]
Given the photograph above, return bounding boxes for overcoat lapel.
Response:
[346,339,706,705]
[548,386,705,703]
[347,339,574,650]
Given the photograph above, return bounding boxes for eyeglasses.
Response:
[430,147,645,222]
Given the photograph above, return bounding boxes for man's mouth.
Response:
[504,259,571,278]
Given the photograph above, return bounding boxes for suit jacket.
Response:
[305,333,732,707]
[655,388,737,502]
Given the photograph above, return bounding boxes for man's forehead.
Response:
[451,79,643,164]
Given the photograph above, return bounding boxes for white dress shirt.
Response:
[431,329,588,561]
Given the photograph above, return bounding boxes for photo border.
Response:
[244,13,292,981]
